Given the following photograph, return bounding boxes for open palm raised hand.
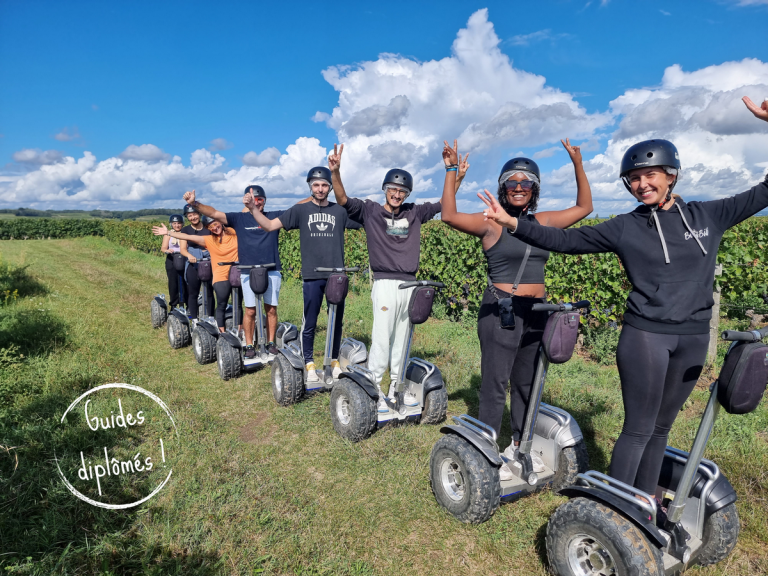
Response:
[152,224,169,236]
[743,96,768,123]
[328,143,344,172]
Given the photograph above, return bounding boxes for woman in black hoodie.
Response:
[478,96,768,497]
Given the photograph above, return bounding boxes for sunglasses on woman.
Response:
[504,180,535,191]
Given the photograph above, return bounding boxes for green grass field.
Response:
[1,238,767,575]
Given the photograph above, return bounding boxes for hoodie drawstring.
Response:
[650,209,671,264]
[647,203,708,265]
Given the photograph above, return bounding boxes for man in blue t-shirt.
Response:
[183,186,307,359]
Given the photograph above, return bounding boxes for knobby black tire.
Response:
[546,497,663,576]
[216,338,242,381]
[420,386,448,425]
[329,380,377,442]
[271,354,304,406]
[696,503,739,566]
[192,328,217,365]
[550,441,590,493]
[150,300,166,329]
[429,434,501,524]
[167,315,190,349]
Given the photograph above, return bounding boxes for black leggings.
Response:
[165,256,187,309]
[476,289,547,442]
[186,264,214,319]
[610,324,708,494]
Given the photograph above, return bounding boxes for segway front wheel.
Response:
[550,440,590,493]
[167,315,190,349]
[192,328,217,365]
[429,434,500,524]
[216,338,242,380]
[546,497,663,576]
[329,379,376,442]
[150,299,166,329]
[271,354,304,406]
[420,386,448,425]
[696,503,739,566]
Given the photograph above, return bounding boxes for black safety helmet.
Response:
[620,139,681,192]
[499,157,540,181]
[497,157,541,214]
[183,204,198,215]
[306,167,332,184]
[169,214,184,224]
[244,184,266,200]
[201,215,215,227]
[382,168,413,193]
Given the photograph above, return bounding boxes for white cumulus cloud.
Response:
[119,144,172,162]
[209,138,234,151]
[241,147,282,167]
[12,148,64,165]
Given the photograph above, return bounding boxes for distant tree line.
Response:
[0,208,184,220]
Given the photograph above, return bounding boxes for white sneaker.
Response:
[377,397,390,413]
[403,392,419,407]
[306,363,320,384]
[331,360,342,379]
[504,445,545,473]
[499,462,515,481]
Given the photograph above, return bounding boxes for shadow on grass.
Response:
[1,263,49,300]
[0,308,68,358]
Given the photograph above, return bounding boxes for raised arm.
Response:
[152,223,208,247]
[440,139,493,239]
[478,190,619,255]
[534,138,593,229]
[328,143,348,206]
[249,204,284,231]
[183,190,228,224]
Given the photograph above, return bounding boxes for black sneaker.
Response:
[244,345,256,359]
[266,342,279,355]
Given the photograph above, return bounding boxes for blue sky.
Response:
[1,0,767,214]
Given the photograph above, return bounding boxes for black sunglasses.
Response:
[503,180,535,191]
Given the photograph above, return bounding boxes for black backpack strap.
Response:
[511,244,532,295]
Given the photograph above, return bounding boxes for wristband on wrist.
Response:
[446,167,458,173]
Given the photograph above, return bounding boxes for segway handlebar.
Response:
[531,300,590,312]
[398,280,446,290]
[721,325,768,342]
[217,262,276,270]
[313,266,361,273]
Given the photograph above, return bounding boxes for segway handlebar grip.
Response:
[532,300,591,312]
[721,327,768,342]
[218,261,239,266]
[398,280,445,290]
[235,263,276,270]
[313,266,360,273]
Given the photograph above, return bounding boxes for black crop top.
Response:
[484,215,550,284]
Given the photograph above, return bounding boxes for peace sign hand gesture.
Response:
[442,139,458,166]
[328,143,344,173]
[458,152,471,179]
[743,96,768,123]
[561,138,583,164]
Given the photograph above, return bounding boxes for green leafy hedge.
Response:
[2,215,767,323]
[0,218,103,239]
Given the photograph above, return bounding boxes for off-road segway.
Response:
[545,325,768,576]
[271,267,364,406]
[163,252,192,349]
[188,258,220,364]
[429,300,591,524]
[329,279,449,442]
[215,262,276,380]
